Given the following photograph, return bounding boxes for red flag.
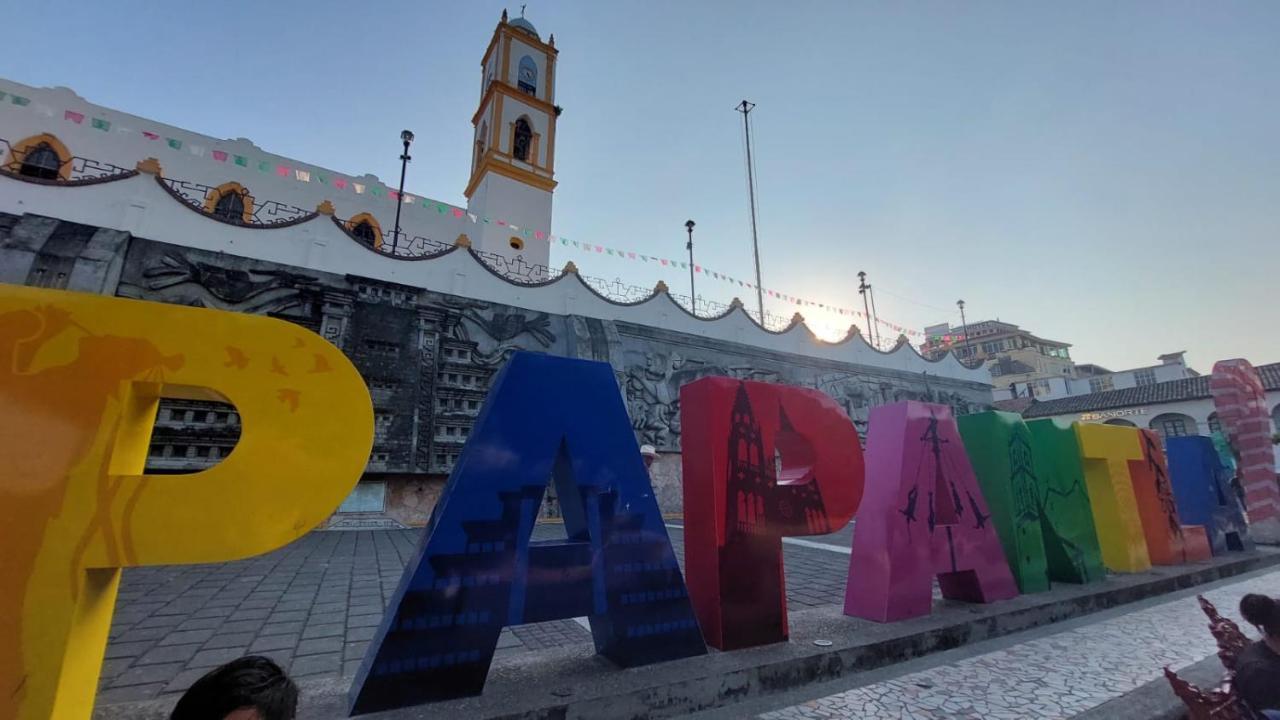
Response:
[64,110,84,124]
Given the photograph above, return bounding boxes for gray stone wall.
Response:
[1,212,992,521]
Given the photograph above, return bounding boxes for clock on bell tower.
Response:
[465,8,559,271]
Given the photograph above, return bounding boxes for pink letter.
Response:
[845,401,1018,622]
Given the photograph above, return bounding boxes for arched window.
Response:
[6,133,72,181]
[517,55,538,95]
[20,143,61,179]
[512,117,532,163]
[1208,412,1221,435]
[345,212,384,250]
[1150,412,1198,439]
[202,182,254,224]
[1103,418,1137,427]
[475,122,488,169]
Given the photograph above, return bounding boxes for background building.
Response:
[921,319,1073,395]
[1016,362,1280,442]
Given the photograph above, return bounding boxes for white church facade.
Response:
[0,9,557,273]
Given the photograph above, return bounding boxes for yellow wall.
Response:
[0,285,373,720]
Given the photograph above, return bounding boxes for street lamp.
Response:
[685,219,696,313]
[392,129,414,256]
[957,299,970,357]
[857,271,877,348]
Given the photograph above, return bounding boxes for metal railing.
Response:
[159,177,313,227]
[0,137,135,183]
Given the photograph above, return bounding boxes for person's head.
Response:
[640,444,658,470]
[1240,594,1280,639]
[170,655,298,720]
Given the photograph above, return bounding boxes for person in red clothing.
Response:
[1235,594,1280,717]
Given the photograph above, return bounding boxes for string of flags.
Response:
[1,92,925,339]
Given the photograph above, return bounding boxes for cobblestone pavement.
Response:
[758,567,1280,720]
[98,523,857,704]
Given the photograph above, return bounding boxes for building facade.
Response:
[922,320,1074,395]
[994,351,1199,402]
[1019,363,1280,445]
[0,11,990,528]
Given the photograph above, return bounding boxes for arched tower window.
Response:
[5,133,72,181]
[475,121,488,170]
[345,212,384,250]
[202,182,254,224]
[512,117,533,163]
[517,55,538,95]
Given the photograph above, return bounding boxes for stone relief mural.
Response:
[115,239,990,484]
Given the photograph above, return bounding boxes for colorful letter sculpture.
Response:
[957,412,1050,593]
[1128,430,1212,563]
[349,352,705,714]
[845,402,1017,623]
[1209,359,1280,542]
[680,378,864,649]
[1074,424,1151,572]
[1024,419,1106,584]
[1166,436,1252,556]
[0,285,373,720]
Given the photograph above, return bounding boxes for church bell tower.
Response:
[464,8,559,270]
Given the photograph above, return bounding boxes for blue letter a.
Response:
[348,352,706,714]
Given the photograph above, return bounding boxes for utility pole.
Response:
[857,271,875,347]
[868,283,882,348]
[736,100,765,321]
[957,299,970,357]
[685,219,696,313]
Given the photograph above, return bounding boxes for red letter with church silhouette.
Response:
[844,401,1018,622]
[681,378,864,650]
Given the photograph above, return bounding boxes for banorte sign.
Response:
[1080,408,1148,421]
[0,285,1257,718]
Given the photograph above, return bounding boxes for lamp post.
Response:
[957,299,970,356]
[857,271,876,348]
[685,219,696,313]
[392,129,414,256]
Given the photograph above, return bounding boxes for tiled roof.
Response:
[993,397,1035,413]
[1022,362,1280,418]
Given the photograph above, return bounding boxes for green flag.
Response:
[91,118,111,132]
[234,155,248,167]
[258,160,271,172]
[166,138,182,150]
[11,95,30,106]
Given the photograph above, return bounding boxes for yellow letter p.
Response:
[0,285,374,720]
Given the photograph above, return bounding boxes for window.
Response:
[1089,376,1115,393]
[980,340,1003,354]
[345,213,384,250]
[203,182,254,223]
[19,142,61,179]
[475,122,488,168]
[1157,417,1188,438]
[512,117,532,162]
[1029,380,1051,397]
[1135,369,1157,387]
[509,236,524,250]
[517,55,538,95]
[1208,413,1221,435]
[212,189,245,221]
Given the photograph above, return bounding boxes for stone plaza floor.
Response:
[752,566,1280,720]
[96,522,857,705]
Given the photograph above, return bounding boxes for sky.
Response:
[4,1,1279,372]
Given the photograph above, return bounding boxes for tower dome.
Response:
[508,16,538,38]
